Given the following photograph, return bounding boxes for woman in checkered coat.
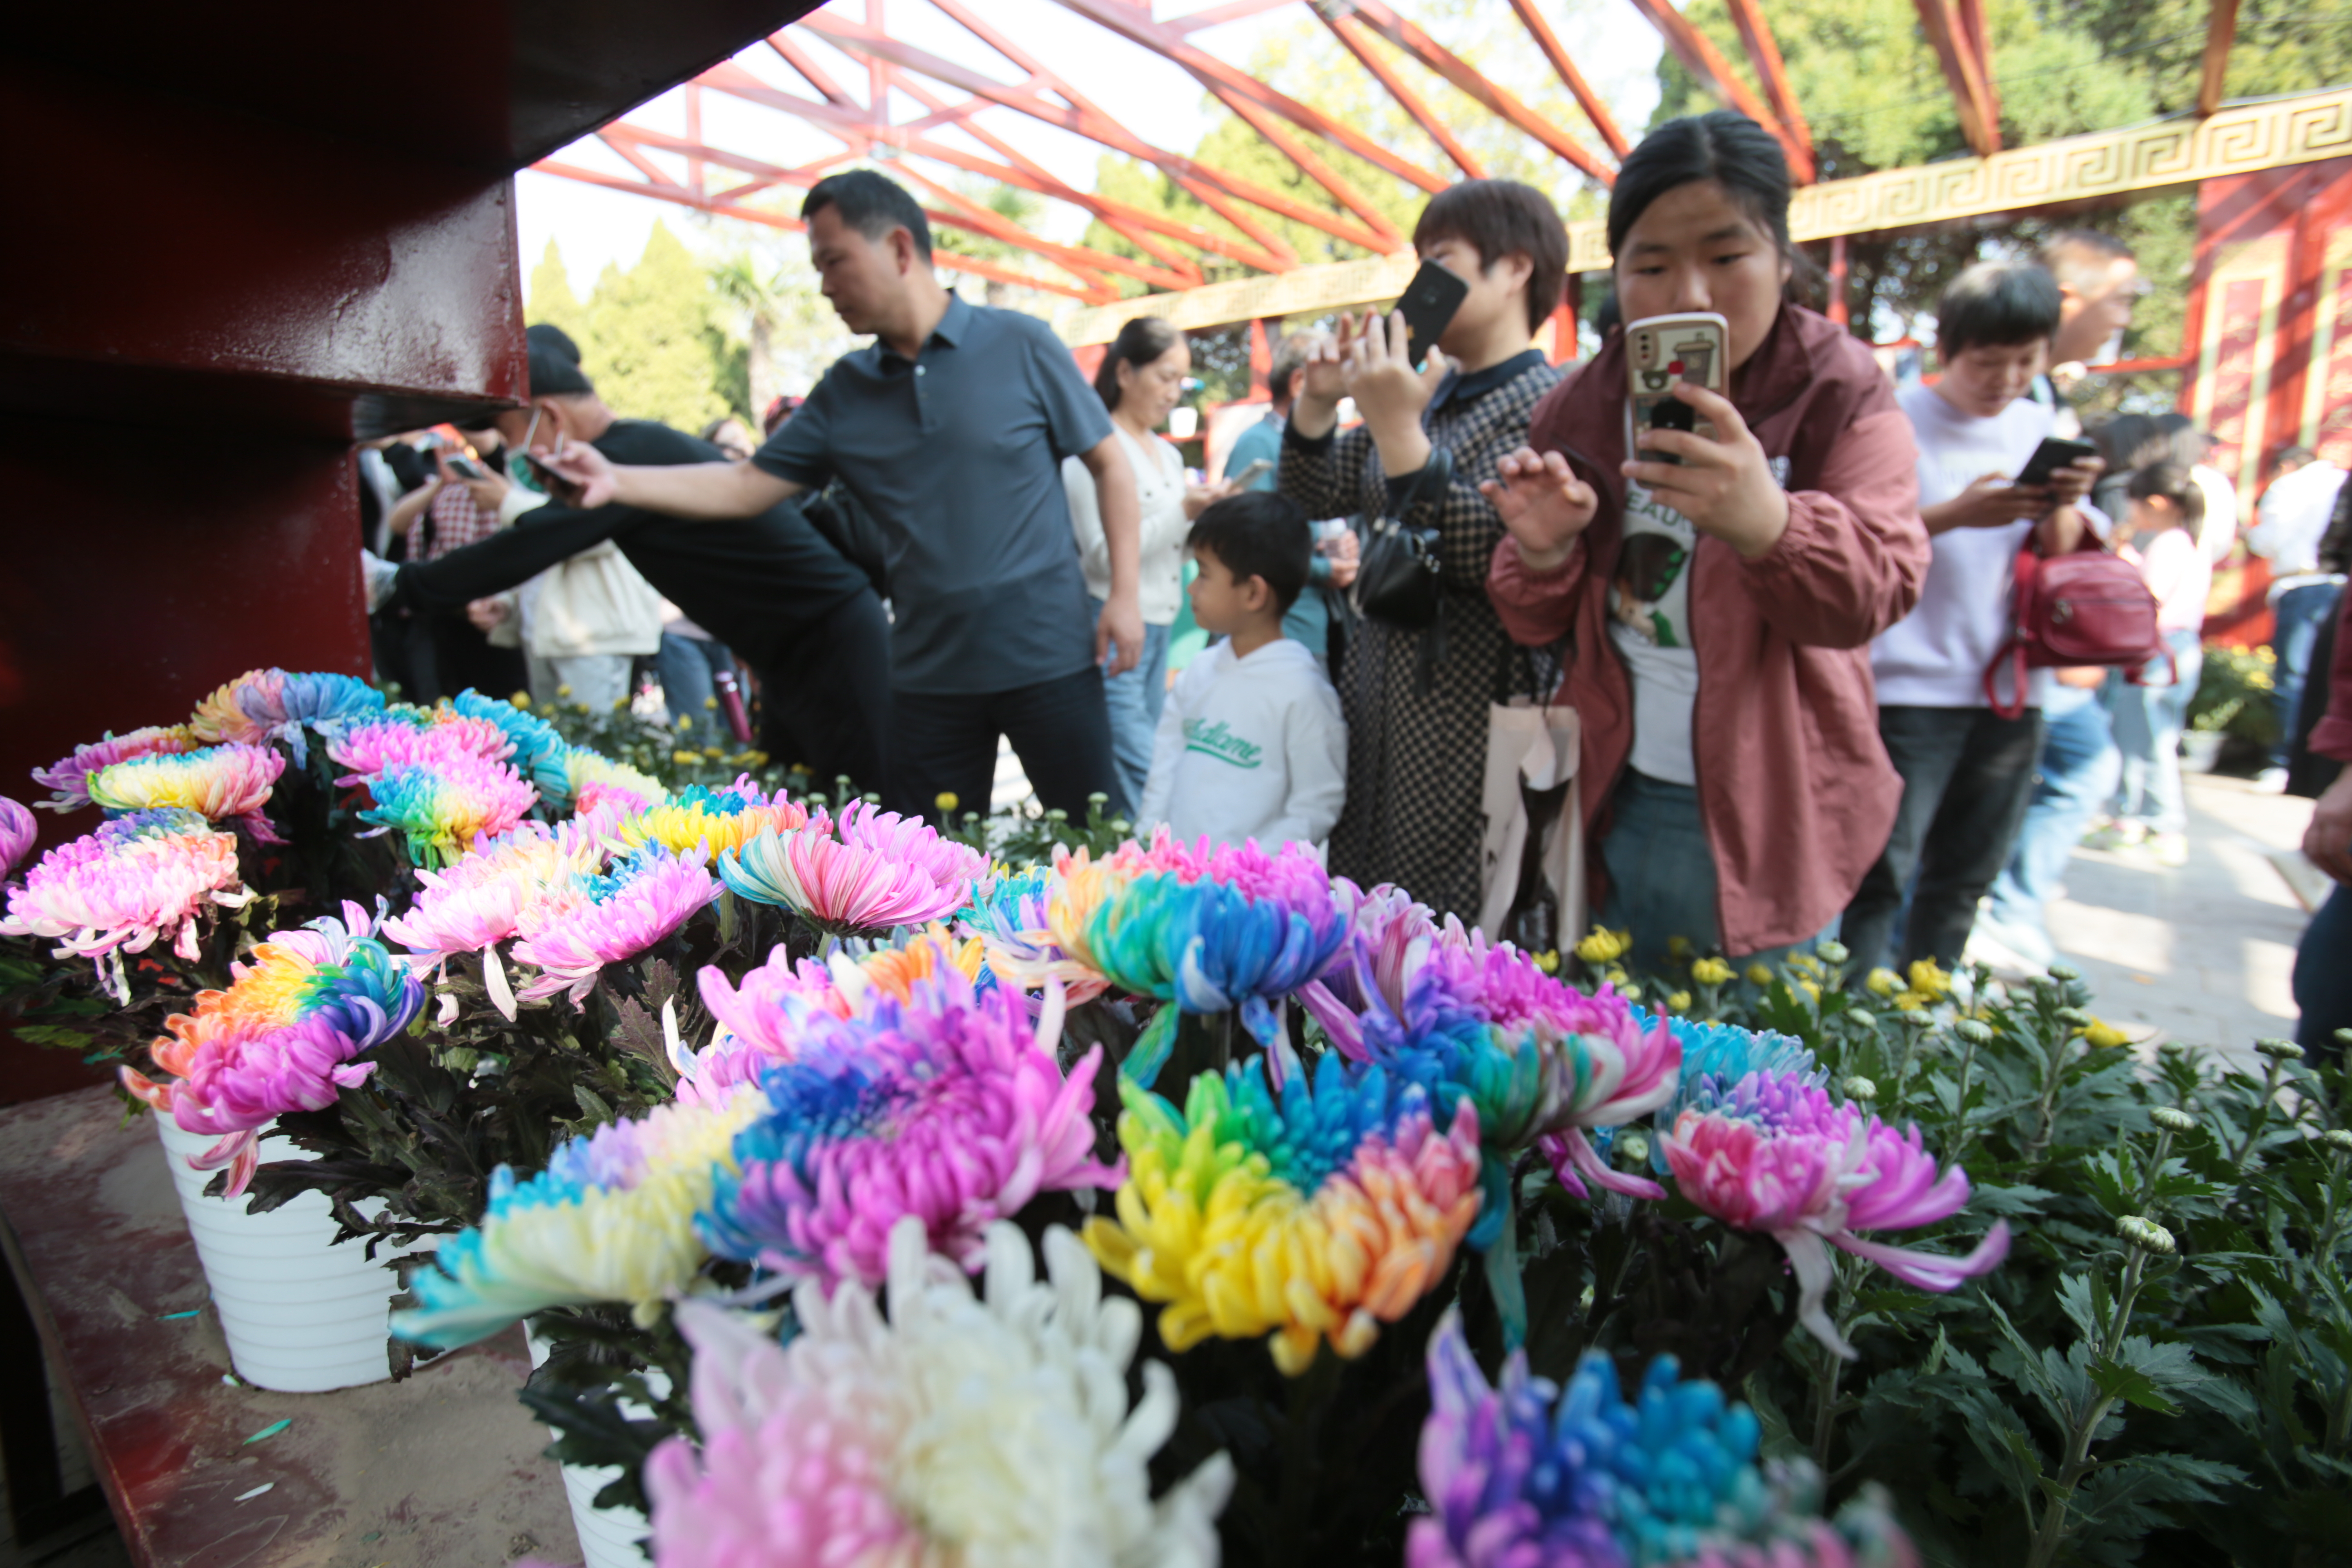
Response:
[1280,181,1567,922]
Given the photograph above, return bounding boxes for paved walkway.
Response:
[2026,772,2316,1066]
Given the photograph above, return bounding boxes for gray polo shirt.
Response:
[751,295,1113,694]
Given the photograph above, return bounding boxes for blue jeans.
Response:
[2106,629,2204,836]
[1597,770,1825,972]
[2271,584,2342,767]
[657,630,735,747]
[2296,883,2352,1063]
[1982,684,2120,964]
[1091,597,1169,818]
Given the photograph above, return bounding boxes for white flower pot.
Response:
[153,1112,411,1393]
[525,1324,669,1568]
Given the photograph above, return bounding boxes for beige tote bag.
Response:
[1475,696,1585,955]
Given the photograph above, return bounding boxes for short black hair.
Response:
[525,321,594,397]
[1094,316,1184,412]
[2127,460,2205,530]
[1935,260,2062,357]
[804,170,932,260]
[1188,491,1312,612]
[1413,180,1569,335]
[1610,113,1792,268]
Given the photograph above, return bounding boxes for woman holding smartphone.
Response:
[1280,179,1568,922]
[1484,111,1931,973]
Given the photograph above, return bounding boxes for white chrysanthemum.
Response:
[649,1216,1233,1568]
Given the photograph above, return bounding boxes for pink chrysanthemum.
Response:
[0,798,35,879]
[717,800,986,935]
[0,810,252,995]
[328,712,514,783]
[1664,1071,2009,1357]
[358,754,537,867]
[31,726,199,813]
[510,846,719,1004]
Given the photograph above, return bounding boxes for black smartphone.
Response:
[2015,436,2098,489]
[522,449,583,505]
[1396,260,1470,368]
[443,456,486,481]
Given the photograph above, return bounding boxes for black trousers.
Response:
[754,590,892,803]
[1844,704,2045,972]
[888,665,1119,825]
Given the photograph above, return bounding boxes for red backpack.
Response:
[1982,543,2173,720]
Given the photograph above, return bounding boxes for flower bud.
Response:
[2116,1215,2176,1255]
[2150,1107,2196,1133]
[1954,1019,1994,1046]
[2256,1037,2305,1060]
[1745,963,1774,987]
[1690,957,1734,987]
[935,792,960,813]
[1842,1076,1878,1102]
[2047,961,2079,982]
[1815,940,1850,966]
[1666,990,1693,1012]
[2056,1006,2093,1028]
[2321,1129,2352,1152]
[1614,1129,1652,1167]
[1846,1009,1877,1031]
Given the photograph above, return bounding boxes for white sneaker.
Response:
[2254,767,2290,794]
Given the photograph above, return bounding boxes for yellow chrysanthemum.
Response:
[1864,966,1902,998]
[1573,926,1630,964]
[1690,957,1735,987]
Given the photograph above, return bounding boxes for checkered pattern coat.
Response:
[1281,356,1563,921]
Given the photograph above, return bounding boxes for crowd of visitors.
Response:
[351,124,2344,1052]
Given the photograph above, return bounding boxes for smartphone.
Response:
[443,456,486,481]
[1232,457,1274,486]
[521,448,583,505]
[2014,436,2099,489]
[1627,312,1729,465]
[1396,259,1471,368]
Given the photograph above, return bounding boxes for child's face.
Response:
[1936,338,2048,419]
[1187,546,1267,636]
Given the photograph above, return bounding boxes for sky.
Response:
[516,0,1666,302]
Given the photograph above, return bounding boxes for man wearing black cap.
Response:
[373,325,891,792]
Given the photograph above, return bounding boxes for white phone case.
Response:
[1627,312,1729,463]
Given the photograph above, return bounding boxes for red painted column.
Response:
[0,58,525,1103]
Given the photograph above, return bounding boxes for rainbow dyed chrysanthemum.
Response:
[86,743,287,841]
[1411,1310,1919,1568]
[31,726,199,813]
[698,960,1118,1289]
[447,689,571,799]
[358,754,537,867]
[188,668,384,764]
[1082,1051,1484,1375]
[121,902,424,1195]
[379,816,606,971]
[328,710,515,783]
[614,779,809,861]
[391,1090,765,1349]
[0,810,252,993]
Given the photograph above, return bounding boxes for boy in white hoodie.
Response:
[1138,492,1346,849]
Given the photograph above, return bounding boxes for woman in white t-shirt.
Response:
[1064,318,1231,813]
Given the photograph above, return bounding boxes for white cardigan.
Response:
[1063,424,1190,626]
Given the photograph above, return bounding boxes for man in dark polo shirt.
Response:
[377,328,890,792]
[544,171,1143,823]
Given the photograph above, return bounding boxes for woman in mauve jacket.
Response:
[1483,112,1929,970]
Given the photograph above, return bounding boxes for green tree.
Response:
[526,239,592,348]
[580,222,733,432]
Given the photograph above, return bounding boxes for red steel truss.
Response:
[534,0,2248,302]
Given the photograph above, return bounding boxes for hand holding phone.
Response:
[1395,260,1470,368]
[441,455,487,481]
[1231,456,1274,487]
[1627,313,1729,466]
[2014,436,2099,490]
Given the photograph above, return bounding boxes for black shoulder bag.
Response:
[1353,446,1456,690]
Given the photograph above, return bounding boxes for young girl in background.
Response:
[2095,461,2209,865]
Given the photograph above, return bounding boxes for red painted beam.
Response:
[1041,0,1453,196]
[2198,0,2242,117]
[1911,0,2001,157]
[1955,0,2002,134]
[1503,0,1630,160]
[1171,0,1294,34]
[1338,0,1617,186]
[792,13,1370,255]
[1321,11,1487,180]
[1623,0,1814,181]
[1720,0,1814,176]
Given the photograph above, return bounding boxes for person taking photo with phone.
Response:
[1280,179,1568,923]
[1842,260,2105,973]
[1483,111,1930,975]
